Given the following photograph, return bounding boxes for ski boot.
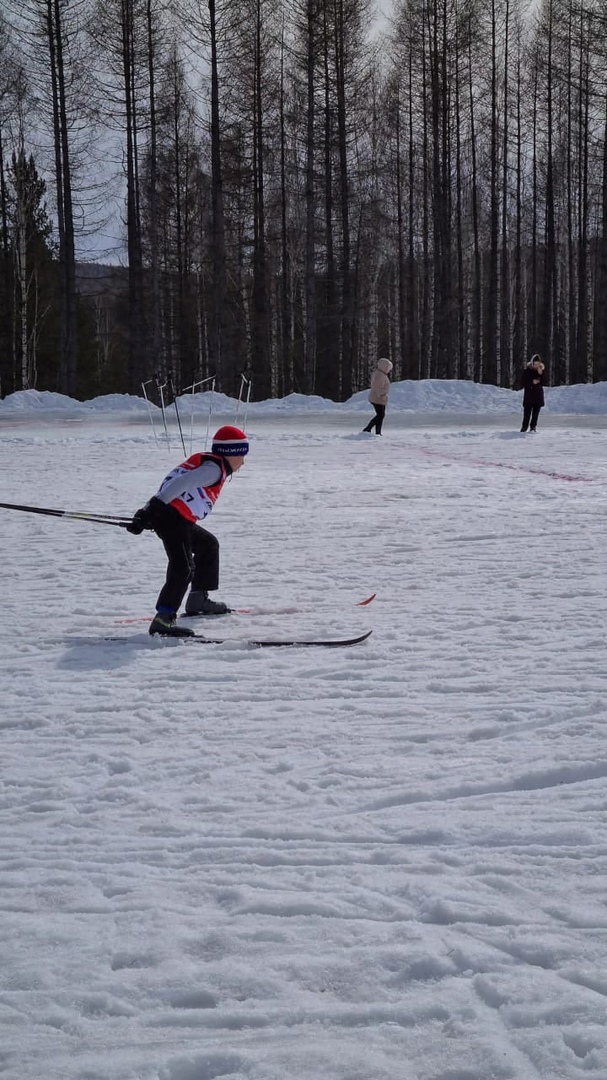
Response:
[185,590,231,616]
[149,610,195,637]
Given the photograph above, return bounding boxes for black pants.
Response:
[363,403,386,434]
[521,404,542,432]
[147,499,220,614]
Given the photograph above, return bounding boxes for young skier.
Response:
[520,355,546,433]
[362,358,393,435]
[127,425,249,636]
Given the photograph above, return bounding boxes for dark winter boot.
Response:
[149,610,195,637]
[185,590,231,616]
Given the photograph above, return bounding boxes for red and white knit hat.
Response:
[211,425,249,456]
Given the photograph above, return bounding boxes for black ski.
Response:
[105,630,373,648]
[115,594,376,626]
[187,630,373,648]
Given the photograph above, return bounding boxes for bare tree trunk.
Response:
[47,0,78,395]
[335,0,353,399]
[593,93,607,381]
[468,13,482,382]
[499,0,511,387]
[249,0,272,398]
[484,0,499,385]
[16,195,29,386]
[208,0,227,385]
[530,48,539,348]
[121,0,146,391]
[320,6,337,398]
[543,0,557,379]
[172,56,184,389]
[407,50,419,379]
[278,24,292,395]
[512,19,524,378]
[395,83,406,376]
[420,28,431,378]
[454,21,465,379]
[575,5,590,382]
[146,0,161,365]
[304,0,316,393]
[0,125,12,395]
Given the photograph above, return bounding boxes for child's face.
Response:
[227,455,246,472]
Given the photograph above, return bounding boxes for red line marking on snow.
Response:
[418,447,594,483]
[114,594,377,625]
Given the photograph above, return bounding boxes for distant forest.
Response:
[1,0,606,402]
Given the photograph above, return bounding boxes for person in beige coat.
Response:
[363,358,393,435]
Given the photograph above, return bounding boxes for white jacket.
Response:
[368,358,393,405]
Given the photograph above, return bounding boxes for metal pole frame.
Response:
[155,376,171,450]
[141,380,159,445]
[181,375,216,453]
[235,374,252,430]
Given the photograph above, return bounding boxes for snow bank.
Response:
[3,378,607,417]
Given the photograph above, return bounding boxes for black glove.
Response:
[126,507,152,535]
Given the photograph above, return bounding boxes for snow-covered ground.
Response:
[2,380,607,1080]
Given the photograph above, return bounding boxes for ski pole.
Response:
[0,502,132,528]
[168,373,187,456]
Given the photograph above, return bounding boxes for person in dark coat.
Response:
[520,355,545,433]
